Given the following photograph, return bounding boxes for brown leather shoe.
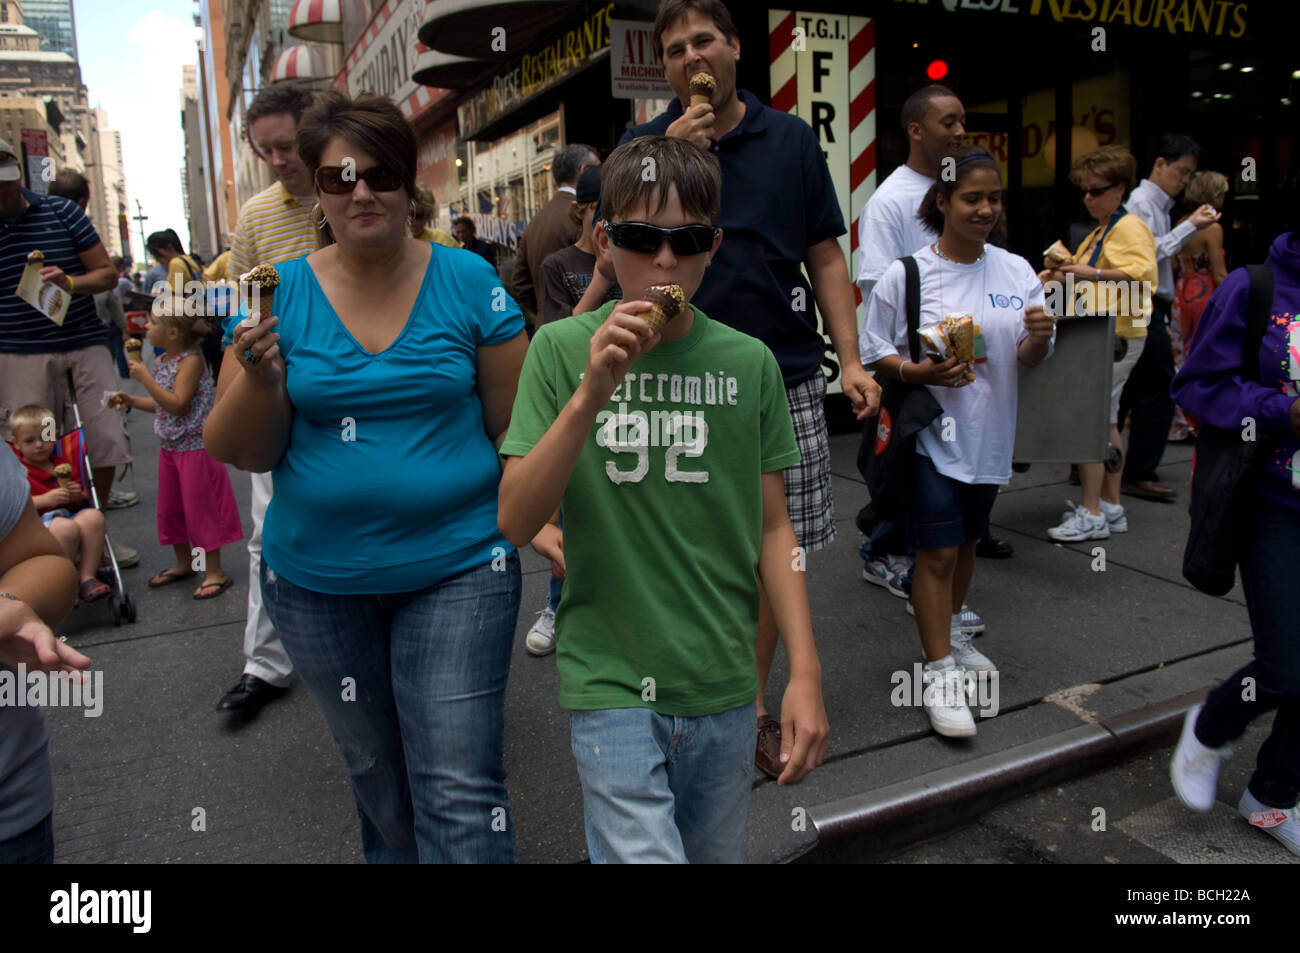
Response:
[1122,479,1177,502]
[755,714,783,779]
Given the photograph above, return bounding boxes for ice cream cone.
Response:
[689,72,715,107]
[942,314,976,383]
[240,263,280,318]
[640,284,686,334]
[125,338,142,362]
[54,463,76,492]
[1042,240,1073,269]
[27,249,45,267]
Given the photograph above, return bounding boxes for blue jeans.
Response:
[546,510,564,612]
[260,553,521,863]
[569,702,755,863]
[1196,504,1300,808]
[0,813,53,864]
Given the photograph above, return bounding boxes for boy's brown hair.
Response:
[599,135,721,225]
[8,404,56,440]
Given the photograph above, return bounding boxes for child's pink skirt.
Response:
[157,448,243,551]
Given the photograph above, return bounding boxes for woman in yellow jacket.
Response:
[1043,145,1158,542]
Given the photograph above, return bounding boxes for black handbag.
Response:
[1181,264,1273,596]
[856,256,943,532]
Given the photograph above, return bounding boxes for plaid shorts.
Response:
[783,373,835,552]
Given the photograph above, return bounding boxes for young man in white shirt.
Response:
[1117,134,1218,502]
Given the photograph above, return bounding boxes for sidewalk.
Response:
[43,408,1249,863]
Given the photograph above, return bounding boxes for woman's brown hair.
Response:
[1069,144,1138,195]
[296,90,418,247]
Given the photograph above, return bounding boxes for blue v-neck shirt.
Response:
[224,245,524,593]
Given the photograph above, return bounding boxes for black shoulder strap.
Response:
[902,255,922,363]
[1242,264,1273,385]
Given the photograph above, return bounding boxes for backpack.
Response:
[1180,264,1273,595]
[855,256,943,531]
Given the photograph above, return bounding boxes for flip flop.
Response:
[149,567,197,587]
[193,578,233,600]
[78,578,112,603]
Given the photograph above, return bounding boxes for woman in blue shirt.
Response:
[205,92,528,863]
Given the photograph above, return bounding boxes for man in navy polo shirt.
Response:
[618,0,881,777]
[0,139,129,514]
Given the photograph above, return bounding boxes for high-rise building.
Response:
[180,63,214,260]
[20,0,77,60]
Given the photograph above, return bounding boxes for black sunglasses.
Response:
[315,165,404,195]
[601,220,718,256]
[1082,184,1118,198]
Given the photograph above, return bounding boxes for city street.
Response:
[38,399,1272,865]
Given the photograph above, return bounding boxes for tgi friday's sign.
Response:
[345,0,423,109]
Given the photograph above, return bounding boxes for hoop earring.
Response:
[313,203,328,230]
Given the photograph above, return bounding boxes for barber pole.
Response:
[769,12,875,391]
[848,18,875,310]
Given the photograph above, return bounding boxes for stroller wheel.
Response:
[1104,443,1124,474]
[121,595,137,624]
[1011,462,1032,473]
[110,597,122,626]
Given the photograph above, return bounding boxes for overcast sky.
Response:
[76,0,197,265]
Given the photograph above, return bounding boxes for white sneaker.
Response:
[1100,502,1128,533]
[1169,704,1229,812]
[524,608,556,656]
[1063,502,1128,533]
[949,630,997,673]
[922,657,976,738]
[1238,789,1300,857]
[906,602,985,636]
[1047,502,1111,542]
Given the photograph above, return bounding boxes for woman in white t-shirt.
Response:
[860,145,1056,739]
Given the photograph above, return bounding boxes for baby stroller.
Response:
[6,372,137,625]
[65,369,136,625]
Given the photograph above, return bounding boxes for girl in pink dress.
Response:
[1170,170,1229,439]
[113,294,242,599]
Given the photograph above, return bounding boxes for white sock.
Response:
[1099,499,1123,515]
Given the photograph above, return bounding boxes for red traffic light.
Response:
[926,59,948,81]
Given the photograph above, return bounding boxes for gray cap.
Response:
[0,138,20,182]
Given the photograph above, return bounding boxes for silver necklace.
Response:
[931,241,986,265]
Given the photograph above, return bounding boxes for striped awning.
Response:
[288,0,366,44]
[271,43,327,82]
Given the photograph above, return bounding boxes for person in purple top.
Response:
[1167,229,1300,857]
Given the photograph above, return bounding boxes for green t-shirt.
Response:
[500,301,801,716]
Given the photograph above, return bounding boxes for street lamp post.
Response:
[132,200,149,269]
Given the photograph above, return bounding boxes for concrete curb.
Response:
[804,688,1208,860]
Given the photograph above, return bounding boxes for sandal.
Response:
[78,578,112,603]
[193,577,233,600]
[149,567,197,587]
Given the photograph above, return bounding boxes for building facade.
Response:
[181,64,215,260]
[19,0,76,59]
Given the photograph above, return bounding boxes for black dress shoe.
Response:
[217,674,289,712]
[976,533,1014,559]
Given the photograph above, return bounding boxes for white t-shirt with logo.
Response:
[860,244,1052,485]
[855,164,938,299]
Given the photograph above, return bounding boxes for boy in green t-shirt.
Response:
[498,136,829,863]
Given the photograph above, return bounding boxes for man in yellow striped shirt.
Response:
[217,83,318,716]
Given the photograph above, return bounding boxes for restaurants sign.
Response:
[458,3,614,140]
[896,0,1250,39]
[610,19,672,99]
